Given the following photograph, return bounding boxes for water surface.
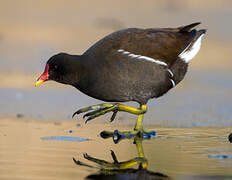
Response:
[0,119,231,180]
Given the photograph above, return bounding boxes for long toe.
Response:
[84,106,117,124]
[83,107,108,119]
[72,103,115,118]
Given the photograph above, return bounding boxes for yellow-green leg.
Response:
[135,113,144,131]
[72,103,147,123]
[73,150,146,170]
[135,137,147,169]
[73,137,147,170]
[72,103,156,142]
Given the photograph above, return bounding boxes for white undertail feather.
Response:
[117,49,167,66]
[179,34,204,63]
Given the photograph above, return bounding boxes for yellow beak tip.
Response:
[35,80,44,87]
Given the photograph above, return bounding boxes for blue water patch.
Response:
[41,136,90,141]
[208,155,232,159]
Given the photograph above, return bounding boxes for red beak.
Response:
[35,64,49,86]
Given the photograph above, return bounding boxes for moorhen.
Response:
[35,22,206,139]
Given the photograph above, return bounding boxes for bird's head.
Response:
[35,53,72,86]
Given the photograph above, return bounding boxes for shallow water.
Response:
[0,118,231,180]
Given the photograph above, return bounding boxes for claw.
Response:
[85,117,93,124]
[72,110,82,118]
[72,107,92,118]
[73,157,81,165]
[84,112,104,123]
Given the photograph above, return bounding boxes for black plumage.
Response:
[36,23,206,138]
[42,22,206,105]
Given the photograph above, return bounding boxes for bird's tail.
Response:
[178,22,202,32]
[178,23,206,63]
[178,22,207,38]
[170,23,206,84]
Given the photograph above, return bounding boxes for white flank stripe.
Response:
[123,51,130,55]
[179,34,204,63]
[167,69,174,77]
[170,79,175,87]
[129,54,140,58]
[117,49,167,66]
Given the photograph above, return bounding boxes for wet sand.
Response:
[0,117,231,180]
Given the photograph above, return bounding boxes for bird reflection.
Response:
[73,137,170,180]
[100,129,156,144]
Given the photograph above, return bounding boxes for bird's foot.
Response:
[100,129,156,144]
[72,103,118,123]
[73,150,147,170]
[72,103,146,124]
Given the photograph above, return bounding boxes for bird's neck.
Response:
[61,54,85,86]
